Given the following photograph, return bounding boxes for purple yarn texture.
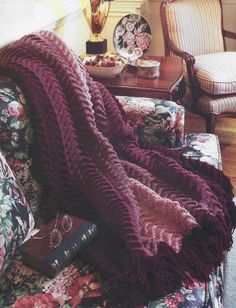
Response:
[0,31,235,307]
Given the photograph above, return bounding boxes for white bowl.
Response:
[136,59,160,79]
[82,55,127,78]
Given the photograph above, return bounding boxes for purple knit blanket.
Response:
[0,32,235,307]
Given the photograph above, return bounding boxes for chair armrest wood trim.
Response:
[223,29,236,41]
[165,38,195,63]
[166,41,200,106]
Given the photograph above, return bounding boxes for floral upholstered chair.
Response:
[160,0,236,133]
[0,78,223,307]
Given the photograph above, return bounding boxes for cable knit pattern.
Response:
[0,32,235,307]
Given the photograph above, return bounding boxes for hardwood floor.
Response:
[184,110,236,195]
[221,144,236,196]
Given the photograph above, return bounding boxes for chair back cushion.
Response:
[163,0,224,56]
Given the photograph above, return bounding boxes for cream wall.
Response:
[222,0,236,51]
[56,11,90,55]
[0,0,90,55]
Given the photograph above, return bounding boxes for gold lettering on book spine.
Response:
[82,234,87,241]
[51,259,60,272]
[50,225,97,273]
[64,250,71,258]
[51,262,57,272]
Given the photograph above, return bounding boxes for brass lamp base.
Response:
[86,39,107,54]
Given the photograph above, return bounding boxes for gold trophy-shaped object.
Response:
[82,0,113,54]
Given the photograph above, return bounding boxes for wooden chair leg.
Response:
[205,114,218,133]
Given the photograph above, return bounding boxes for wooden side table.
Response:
[94,56,184,101]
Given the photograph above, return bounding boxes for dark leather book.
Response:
[20,215,98,277]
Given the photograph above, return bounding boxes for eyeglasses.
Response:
[33,212,73,249]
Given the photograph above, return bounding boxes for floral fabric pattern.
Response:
[0,151,34,277]
[0,253,106,308]
[0,248,223,308]
[148,266,223,308]
[0,79,39,211]
[0,79,33,161]
[117,96,185,147]
[0,249,223,308]
[181,133,222,169]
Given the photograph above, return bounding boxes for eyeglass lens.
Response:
[50,228,62,249]
[62,215,73,233]
[50,215,73,248]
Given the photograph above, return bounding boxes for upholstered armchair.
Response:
[160,0,236,133]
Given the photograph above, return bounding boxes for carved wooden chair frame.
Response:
[160,0,236,132]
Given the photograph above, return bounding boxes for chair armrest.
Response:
[223,29,236,40]
[162,40,200,105]
[117,96,185,147]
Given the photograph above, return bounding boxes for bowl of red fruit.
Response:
[82,54,127,78]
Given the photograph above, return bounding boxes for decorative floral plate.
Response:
[113,14,152,64]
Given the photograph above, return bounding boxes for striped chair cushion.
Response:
[164,0,224,56]
[198,94,236,114]
[194,52,236,95]
[180,86,236,115]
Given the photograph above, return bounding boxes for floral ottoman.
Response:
[117,96,185,148]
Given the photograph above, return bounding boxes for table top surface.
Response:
[94,56,183,94]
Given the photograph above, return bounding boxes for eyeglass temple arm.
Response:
[54,211,59,228]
